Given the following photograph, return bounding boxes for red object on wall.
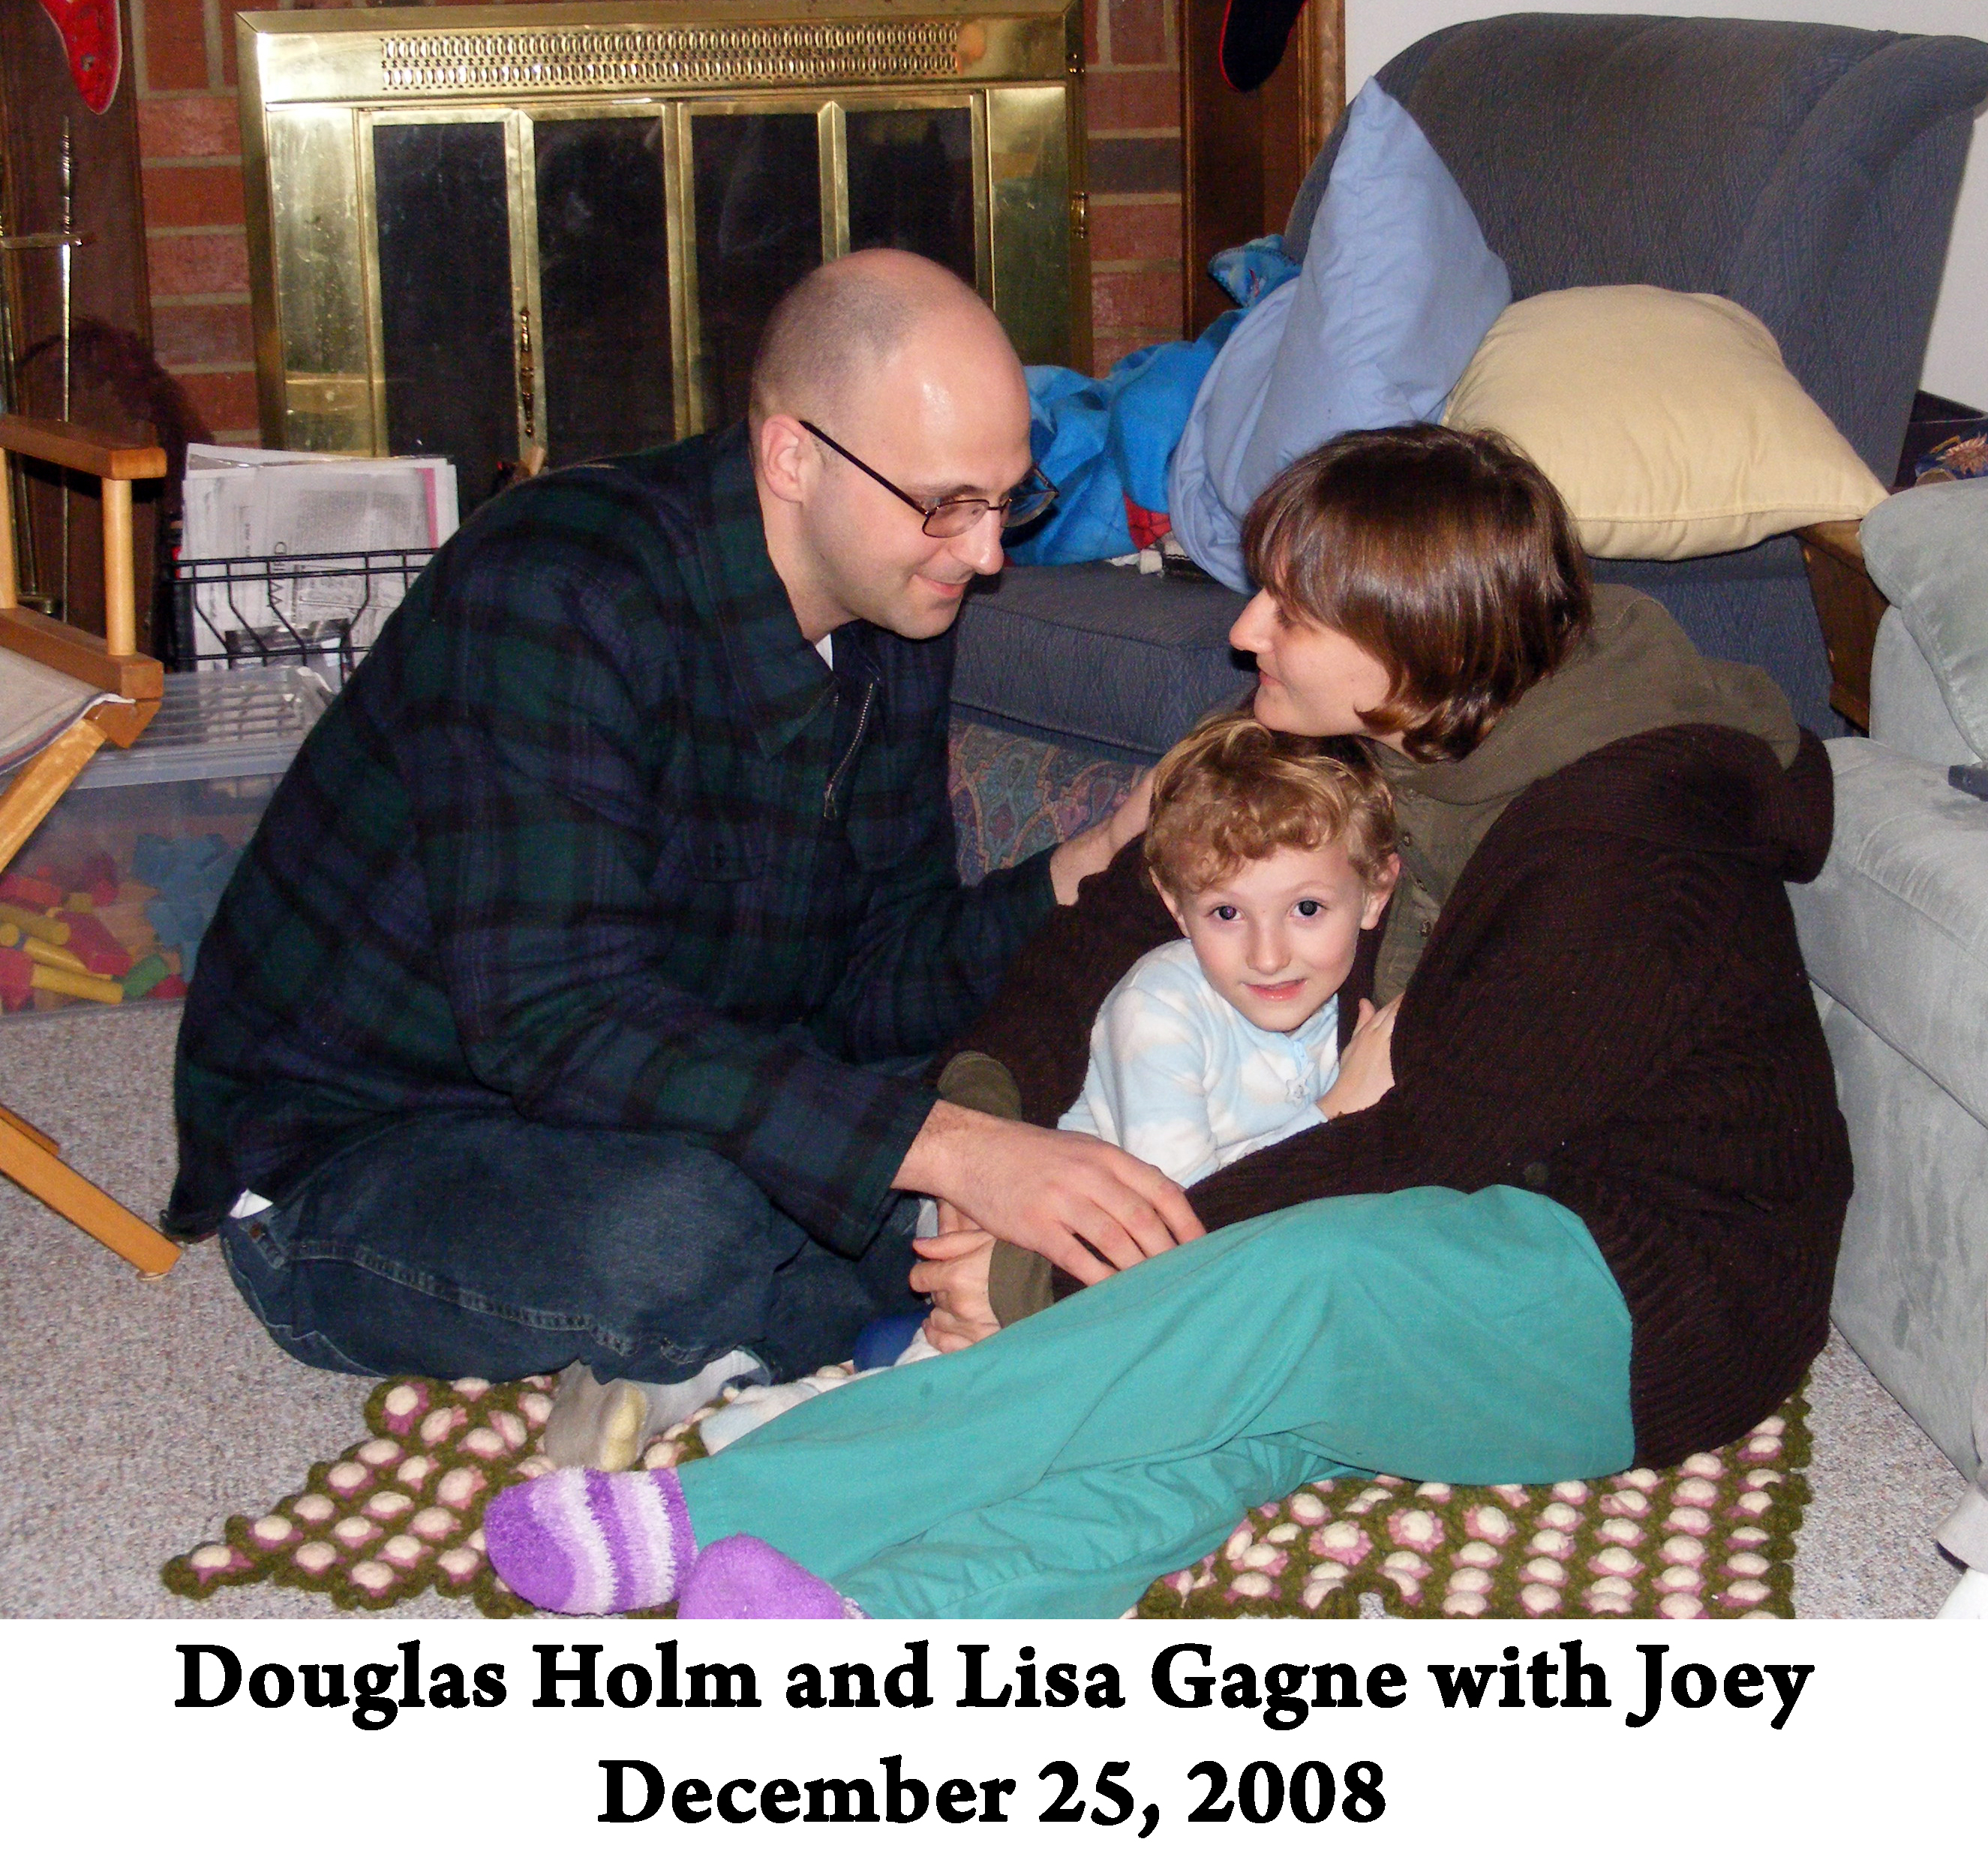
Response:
[36,0,122,115]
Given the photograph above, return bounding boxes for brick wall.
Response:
[129,0,1182,443]
[131,0,259,441]
[1084,0,1183,370]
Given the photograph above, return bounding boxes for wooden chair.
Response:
[0,410,182,1277]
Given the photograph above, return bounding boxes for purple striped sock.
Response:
[484,1466,695,1615]
[677,1534,858,1619]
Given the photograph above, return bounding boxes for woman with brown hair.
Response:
[485,424,1850,1620]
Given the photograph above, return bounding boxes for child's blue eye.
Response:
[1295,899,1322,917]
[1212,905,1239,921]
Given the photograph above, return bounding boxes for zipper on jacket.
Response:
[822,677,878,820]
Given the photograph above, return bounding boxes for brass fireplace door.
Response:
[238,2,1089,512]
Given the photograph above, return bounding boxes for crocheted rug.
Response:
[1134,1397,1808,1621]
[163,1374,1808,1620]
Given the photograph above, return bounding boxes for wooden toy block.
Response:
[0,871,62,910]
[61,911,131,978]
[0,904,70,944]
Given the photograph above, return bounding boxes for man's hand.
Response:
[1047,769,1155,906]
[894,1100,1203,1286]
[908,1225,1001,1350]
[1319,995,1401,1120]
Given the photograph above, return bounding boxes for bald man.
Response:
[167,250,1199,1467]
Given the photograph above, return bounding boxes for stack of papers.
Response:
[179,446,460,668]
[0,644,116,776]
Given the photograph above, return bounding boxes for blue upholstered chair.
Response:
[1790,478,1988,1540]
[949,13,1988,755]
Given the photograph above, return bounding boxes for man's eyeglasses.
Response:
[800,420,1057,538]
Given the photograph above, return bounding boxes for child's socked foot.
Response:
[677,1534,863,1619]
[484,1466,697,1615]
[698,1367,859,1455]
[700,1329,944,1456]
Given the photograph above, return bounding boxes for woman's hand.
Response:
[909,1223,1002,1351]
[1048,768,1155,905]
[1320,995,1401,1119]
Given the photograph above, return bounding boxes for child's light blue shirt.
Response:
[1057,939,1341,1186]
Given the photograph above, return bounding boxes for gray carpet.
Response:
[0,1000,1967,1618]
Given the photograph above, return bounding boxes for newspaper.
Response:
[179,447,460,670]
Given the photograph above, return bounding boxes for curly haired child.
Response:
[1059,706,1401,1185]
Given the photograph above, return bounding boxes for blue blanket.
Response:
[1008,314,1242,565]
[1012,82,1509,583]
[1008,234,1297,567]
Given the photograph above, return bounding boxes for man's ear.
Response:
[1150,868,1191,940]
[1360,854,1402,930]
[755,413,814,506]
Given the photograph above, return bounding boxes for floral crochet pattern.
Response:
[167,1373,1806,1620]
[1135,1400,1806,1620]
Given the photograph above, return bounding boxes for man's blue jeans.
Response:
[217,1109,920,1385]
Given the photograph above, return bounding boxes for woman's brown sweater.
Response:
[958,721,1852,1468]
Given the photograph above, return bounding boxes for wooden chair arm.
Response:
[0,413,166,483]
[0,611,161,716]
[0,414,168,677]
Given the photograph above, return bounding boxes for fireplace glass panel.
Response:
[535,116,676,463]
[374,120,516,511]
[241,8,1089,474]
[846,106,977,286]
[692,111,824,430]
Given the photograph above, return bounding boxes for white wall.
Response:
[1349,2,1988,410]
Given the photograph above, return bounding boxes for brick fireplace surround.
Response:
[131,0,1186,446]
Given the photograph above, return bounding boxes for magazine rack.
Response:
[0,412,182,1278]
[168,545,434,676]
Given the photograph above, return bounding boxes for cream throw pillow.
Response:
[1443,286,1888,560]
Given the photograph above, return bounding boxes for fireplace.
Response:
[236,1,1088,508]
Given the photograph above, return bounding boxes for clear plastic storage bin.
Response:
[2,667,330,1016]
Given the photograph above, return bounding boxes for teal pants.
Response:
[678,1185,1635,1618]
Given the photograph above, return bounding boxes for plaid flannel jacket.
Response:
[167,423,1057,1249]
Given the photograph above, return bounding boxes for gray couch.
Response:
[953,13,1988,754]
[1791,481,1988,1534]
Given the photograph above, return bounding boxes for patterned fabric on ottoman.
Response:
[949,720,1143,883]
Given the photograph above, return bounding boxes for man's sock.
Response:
[543,1349,766,1471]
[677,1534,861,1619]
[483,1466,698,1615]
